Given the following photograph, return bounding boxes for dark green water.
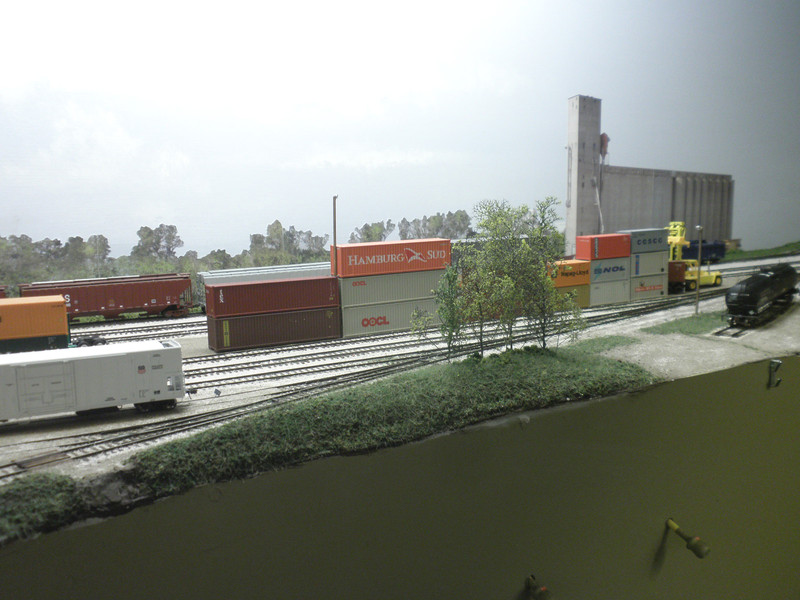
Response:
[1,356,798,599]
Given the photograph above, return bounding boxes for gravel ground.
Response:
[578,295,799,379]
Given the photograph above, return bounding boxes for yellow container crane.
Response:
[667,222,722,291]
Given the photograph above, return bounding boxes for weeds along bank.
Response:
[0,346,655,546]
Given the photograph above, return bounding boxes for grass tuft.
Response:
[641,312,726,335]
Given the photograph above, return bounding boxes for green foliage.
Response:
[642,312,726,335]
[0,473,87,545]
[129,347,656,497]
[567,335,640,354]
[398,210,472,239]
[349,220,396,243]
[723,240,800,262]
[452,197,582,352]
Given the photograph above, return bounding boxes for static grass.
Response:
[130,347,656,497]
[723,240,800,262]
[0,473,87,545]
[641,311,726,335]
[565,335,639,355]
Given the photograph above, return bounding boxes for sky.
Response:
[2,0,798,258]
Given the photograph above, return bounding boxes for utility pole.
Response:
[332,195,338,277]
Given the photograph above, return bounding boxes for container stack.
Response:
[205,277,341,352]
[576,233,632,307]
[619,228,670,301]
[332,239,451,338]
[551,260,591,308]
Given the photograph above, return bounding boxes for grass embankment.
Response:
[722,240,800,262]
[0,346,656,546]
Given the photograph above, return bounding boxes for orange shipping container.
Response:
[575,234,631,260]
[0,296,69,340]
[331,239,451,278]
[550,260,590,288]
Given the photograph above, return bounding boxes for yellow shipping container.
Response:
[0,296,69,340]
[556,285,590,309]
[551,260,591,288]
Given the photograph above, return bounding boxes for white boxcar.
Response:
[0,340,184,421]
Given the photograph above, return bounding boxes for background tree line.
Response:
[0,210,474,295]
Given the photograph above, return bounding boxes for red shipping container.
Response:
[207,309,342,352]
[575,234,631,260]
[19,274,193,320]
[331,239,451,277]
[205,276,339,318]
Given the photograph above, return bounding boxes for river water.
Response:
[1,356,798,599]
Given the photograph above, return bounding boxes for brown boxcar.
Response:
[575,234,631,261]
[205,277,340,319]
[331,239,451,278]
[0,285,6,299]
[18,274,193,320]
[0,295,70,353]
[207,309,342,352]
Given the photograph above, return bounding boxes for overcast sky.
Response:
[2,0,798,257]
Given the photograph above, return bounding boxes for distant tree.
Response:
[399,210,472,240]
[86,234,113,276]
[131,224,183,262]
[155,224,183,260]
[349,220,395,243]
[202,249,236,270]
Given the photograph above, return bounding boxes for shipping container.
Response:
[205,277,339,318]
[332,239,451,278]
[589,257,630,284]
[342,298,439,338]
[0,340,184,420]
[339,269,443,308]
[18,274,193,320]
[589,280,631,307]
[555,284,590,309]
[630,251,669,277]
[575,234,631,260]
[0,296,70,353]
[617,228,669,254]
[199,263,331,286]
[668,261,688,293]
[207,309,342,352]
[631,274,668,301]
[550,260,591,288]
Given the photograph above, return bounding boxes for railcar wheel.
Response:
[686,280,697,291]
[714,276,722,286]
[134,402,153,413]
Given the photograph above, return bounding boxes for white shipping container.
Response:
[342,299,439,338]
[589,257,630,284]
[631,274,669,301]
[0,340,184,420]
[340,269,444,308]
[589,280,631,307]
[199,263,331,286]
[630,251,669,277]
